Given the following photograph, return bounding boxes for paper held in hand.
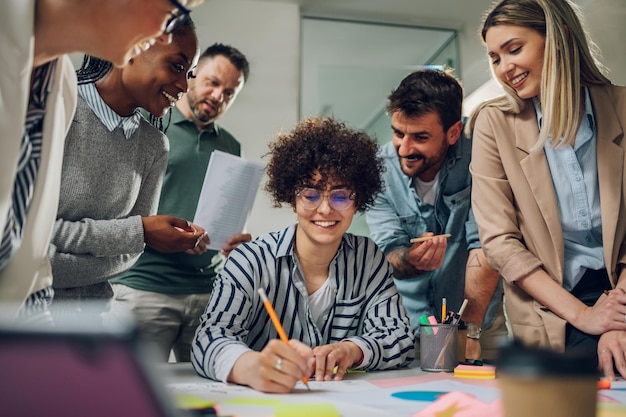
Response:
[193,150,265,251]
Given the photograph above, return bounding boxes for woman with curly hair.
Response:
[191,117,415,393]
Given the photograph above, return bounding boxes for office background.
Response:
[79,0,626,239]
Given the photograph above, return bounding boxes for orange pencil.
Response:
[257,288,310,390]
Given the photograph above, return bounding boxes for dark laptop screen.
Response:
[0,319,180,417]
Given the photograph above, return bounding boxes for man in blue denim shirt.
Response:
[365,69,506,361]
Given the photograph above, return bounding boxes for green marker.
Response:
[419,314,433,335]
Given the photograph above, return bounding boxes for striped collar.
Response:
[78,82,142,139]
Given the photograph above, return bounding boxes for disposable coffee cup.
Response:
[497,341,598,417]
[419,324,458,372]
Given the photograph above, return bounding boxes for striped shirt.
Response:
[2,61,56,319]
[78,83,141,139]
[191,224,415,382]
[0,62,57,271]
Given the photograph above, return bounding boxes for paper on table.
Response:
[193,150,265,251]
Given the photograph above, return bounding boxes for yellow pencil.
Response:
[257,288,310,390]
[410,233,452,244]
[441,297,447,323]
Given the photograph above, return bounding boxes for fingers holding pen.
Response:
[184,222,210,254]
[258,339,312,391]
[407,233,447,271]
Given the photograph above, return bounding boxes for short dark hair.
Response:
[198,43,250,82]
[386,68,463,132]
[264,117,384,212]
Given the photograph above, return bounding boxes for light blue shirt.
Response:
[534,89,604,291]
[365,125,503,335]
[78,83,141,139]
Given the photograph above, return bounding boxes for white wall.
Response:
[583,0,626,86]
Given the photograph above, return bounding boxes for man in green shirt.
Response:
[108,43,251,362]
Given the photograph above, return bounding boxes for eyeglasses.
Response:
[164,0,191,35]
[296,188,355,211]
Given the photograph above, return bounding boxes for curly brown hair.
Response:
[264,117,384,212]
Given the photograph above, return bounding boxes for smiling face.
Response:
[391,111,461,182]
[485,24,546,99]
[184,55,245,128]
[294,174,356,250]
[121,28,198,118]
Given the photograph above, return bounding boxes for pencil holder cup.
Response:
[497,340,598,417]
[419,324,458,372]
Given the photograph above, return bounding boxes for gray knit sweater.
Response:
[49,96,169,300]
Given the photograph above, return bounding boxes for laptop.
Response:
[0,310,183,417]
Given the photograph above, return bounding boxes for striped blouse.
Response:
[191,224,416,382]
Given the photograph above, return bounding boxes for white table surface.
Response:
[157,362,500,417]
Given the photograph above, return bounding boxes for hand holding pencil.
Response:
[258,289,312,391]
[404,233,449,272]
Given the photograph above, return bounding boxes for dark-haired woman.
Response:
[192,117,415,393]
[49,18,205,310]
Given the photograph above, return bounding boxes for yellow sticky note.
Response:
[174,394,215,410]
[597,402,626,417]
[274,403,340,417]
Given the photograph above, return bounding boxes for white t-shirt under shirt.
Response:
[414,171,439,206]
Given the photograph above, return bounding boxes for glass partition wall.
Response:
[300,16,459,236]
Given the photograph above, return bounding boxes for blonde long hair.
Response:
[467,0,610,149]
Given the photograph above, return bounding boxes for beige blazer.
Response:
[0,0,77,319]
[471,85,626,351]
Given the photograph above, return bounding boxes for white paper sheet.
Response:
[193,150,265,250]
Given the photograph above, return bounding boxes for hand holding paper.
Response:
[193,151,264,251]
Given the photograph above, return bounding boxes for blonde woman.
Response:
[469,0,626,379]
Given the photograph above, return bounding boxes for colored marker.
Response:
[449,299,469,325]
[419,315,433,335]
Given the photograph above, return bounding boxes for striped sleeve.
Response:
[191,244,259,381]
[337,236,416,370]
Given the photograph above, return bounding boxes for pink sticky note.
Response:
[411,391,503,417]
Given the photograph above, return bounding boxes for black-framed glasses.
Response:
[296,188,355,211]
[164,0,191,35]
